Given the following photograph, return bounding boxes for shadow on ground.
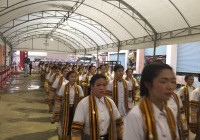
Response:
[8,116,52,123]
[14,108,48,114]
[4,130,57,140]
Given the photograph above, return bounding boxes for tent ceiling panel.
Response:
[10,32,78,50]
[69,14,117,43]
[66,20,110,45]
[0,0,75,25]
[6,23,98,49]
[1,10,114,47]
[124,0,189,32]
[84,0,150,38]
[10,30,83,50]
[11,28,89,49]
[171,0,200,26]
[0,0,200,53]
[9,27,94,49]
[1,17,61,35]
[76,4,132,41]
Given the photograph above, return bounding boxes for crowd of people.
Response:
[39,61,199,140]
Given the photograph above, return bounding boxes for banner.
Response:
[19,51,28,69]
[0,44,4,67]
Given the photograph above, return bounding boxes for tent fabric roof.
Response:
[0,0,200,53]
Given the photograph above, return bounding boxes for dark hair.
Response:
[66,71,76,80]
[184,74,194,81]
[78,67,83,72]
[198,74,200,82]
[51,66,56,70]
[99,65,105,69]
[90,74,106,87]
[114,64,124,72]
[140,63,173,97]
[89,65,95,71]
[126,68,133,74]
[62,67,69,73]
[72,65,77,70]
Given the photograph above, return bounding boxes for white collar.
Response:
[94,96,105,104]
[152,103,167,117]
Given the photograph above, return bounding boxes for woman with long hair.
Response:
[124,63,179,140]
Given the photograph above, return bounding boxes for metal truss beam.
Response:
[11,34,75,52]
[0,0,9,10]
[0,11,63,33]
[11,30,85,50]
[0,32,12,48]
[77,25,200,52]
[0,1,127,40]
[84,3,134,39]
[69,13,118,42]
[66,19,106,45]
[6,23,97,48]
[11,34,74,49]
[168,0,190,27]
[103,0,157,36]
[0,10,117,47]
[49,0,85,36]
[0,0,75,15]
[11,29,87,49]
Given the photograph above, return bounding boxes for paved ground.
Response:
[0,74,58,140]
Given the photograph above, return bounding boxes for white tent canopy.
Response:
[0,0,200,53]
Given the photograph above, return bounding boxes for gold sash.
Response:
[172,93,188,138]
[62,83,80,140]
[183,85,195,124]
[89,94,114,140]
[52,73,59,84]
[190,87,200,134]
[126,76,135,101]
[140,97,177,140]
[83,74,90,96]
[113,78,129,112]
[58,75,64,91]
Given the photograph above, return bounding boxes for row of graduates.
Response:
[40,62,199,140]
[176,74,200,140]
[41,63,138,140]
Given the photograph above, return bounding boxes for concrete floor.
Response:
[0,73,197,140]
[0,74,57,140]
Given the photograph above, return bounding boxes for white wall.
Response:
[108,50,129,70]
[166,45,178,73]
[136,49,144,74]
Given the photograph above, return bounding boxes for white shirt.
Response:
[167,94,183,122]
[58,84,84,104]
[124,104,179,140]
[52,76,66,89]
[190,87,200,102]
[167,94,186,138]
[79,75,83,81]
[73,96,121,136]
[107,80,132,116]
[46,67,49,73]
[81,74,93,83]
[177,85,194,101]
[52,75,60,89]
[49,73,55,83]
[126,77,139,90]
[190,87,200,123]
[45,72,51,80]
